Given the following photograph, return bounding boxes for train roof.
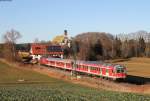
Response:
[76,60,103,67]
[47,57,72,63]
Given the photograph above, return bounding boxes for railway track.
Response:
[29,64,150,94]
[39,64,149,84]
[1,58,149,94]
[6,59,149,94]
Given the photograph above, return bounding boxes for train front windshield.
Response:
[116,68,125,73]
[115,65,126,73]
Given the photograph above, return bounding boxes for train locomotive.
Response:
[40,57,127,80]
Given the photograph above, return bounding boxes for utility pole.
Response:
[71,38,77,77]
[111,39,114,58]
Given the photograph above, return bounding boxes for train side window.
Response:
[83,65,85,69]
[84,66,86,70]
[85,66,87,70]
[76,64,78,68]
[79,65,82,68]
[79,65,81,69]
[78,65,81,69]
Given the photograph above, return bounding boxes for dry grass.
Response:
[0,59,56,84]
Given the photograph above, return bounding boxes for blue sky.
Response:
[0,0,150,43]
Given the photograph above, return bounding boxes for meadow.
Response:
[0,60,150,101]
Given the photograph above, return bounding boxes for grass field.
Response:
[0,61,56,84]
[0,61,150,101]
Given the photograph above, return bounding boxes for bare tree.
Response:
[34,38,40,43]
[145,33,150,57]
[3,29,21,61]
[4,29,21,43]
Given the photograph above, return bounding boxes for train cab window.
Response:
[115,65,126,73]
[121,69,124,73]
[117,69,120,73]
[116,69,124,73]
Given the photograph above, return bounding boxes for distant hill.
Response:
[75,32,114,50]
[73,32,114,60]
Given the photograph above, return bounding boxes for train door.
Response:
[71,61,76,70]
[100,68,102,76]
[106,69,109,76]
[88,66,90,73]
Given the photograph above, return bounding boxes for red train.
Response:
[40,57,127,80]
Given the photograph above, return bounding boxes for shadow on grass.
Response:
[105,58,131,63]
[125,75,150,85]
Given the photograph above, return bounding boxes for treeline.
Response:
[70,32,150,60]
[0,29,150,61]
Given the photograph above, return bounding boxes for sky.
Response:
[0,0,150,43]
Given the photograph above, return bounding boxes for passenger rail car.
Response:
[40,57,127,80]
